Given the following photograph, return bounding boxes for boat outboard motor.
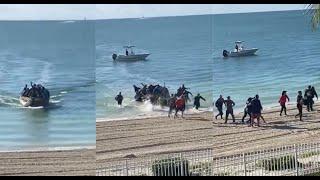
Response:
[112,54,117,60]
[223,50,229,57]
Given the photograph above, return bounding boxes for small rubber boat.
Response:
[19,96,50,107]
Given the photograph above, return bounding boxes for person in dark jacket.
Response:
[193,93,206,110]
[215,95,224,120]
[305,85,317,111]
[224,96,235,123]
[242,97,253,124]
[250,94,263,127]
[295,91,304,121]
[115,92,124,106]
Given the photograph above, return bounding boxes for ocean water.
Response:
[212,10,320,114]
[96,15,214,120]
[0,21,96,150]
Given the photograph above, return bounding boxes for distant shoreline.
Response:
[96,9,303,21]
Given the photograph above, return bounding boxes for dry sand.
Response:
[97,102,320,166]
[0,148,96,176]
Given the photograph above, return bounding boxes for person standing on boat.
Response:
[235,44,239,52]
[295,91,304,121]
[224,96,235,123]
[125,49,129,56]
[115,92,124,106]
[193,93,206,110]
[279,91,290,116]
[215,95,224,120]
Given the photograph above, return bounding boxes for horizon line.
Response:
[0,8,305,21]
[96,8,305,21]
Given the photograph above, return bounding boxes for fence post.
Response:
[294,144,299,176]
[243,153,247,176]
[125,159,129,176]
[180,153,184,176]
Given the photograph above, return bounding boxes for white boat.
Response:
[112,46,150,61]
[223,41,258,57]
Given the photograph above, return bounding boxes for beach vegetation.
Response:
[151,157,190,176]
[257,155,302,171]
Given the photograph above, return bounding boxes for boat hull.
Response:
[113,54,150,61]
[19,96,49,107]
[224,48,258,57]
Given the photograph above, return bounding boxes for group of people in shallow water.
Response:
[214,85,318,127]
[167,84,206,118]
[114,84,207,118]
[20,82,50,99]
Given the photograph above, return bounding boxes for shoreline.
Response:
[97,106,213,122]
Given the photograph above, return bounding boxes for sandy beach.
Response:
[0,148,96,176]
[97,101,320,166]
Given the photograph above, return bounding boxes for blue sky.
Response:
[0,4,306,20]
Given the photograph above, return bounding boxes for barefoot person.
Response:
[279,91,290,116]
[215,95,224,120]
[224,96,235,124]
[295,91,304,121]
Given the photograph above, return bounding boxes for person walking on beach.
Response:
[168,94,177,118]
[251,94,263,127]
[224,96,235,123]
[242,97,253,124]
[279,91,290,116]
[305,85,317,112]
[215,95,224,120]
[295,91,304,121]
[193,93,206,110]
[115,92,124,106]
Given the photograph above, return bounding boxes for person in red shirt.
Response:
[279,91,290,116]
[174,95,186,118]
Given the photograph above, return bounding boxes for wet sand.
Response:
[0,149,96,176]
[97,102,320,166]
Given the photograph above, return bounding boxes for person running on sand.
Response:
[215,95,224,120]
[295,91,304,121]
[242,97,253,124]
[224,96,235,123]
[279,91,290,116]
[251,94,263,127]
[174,95,186,118]
[193,93,206,110]
[168,94,177,118]
[305,85,316,112]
